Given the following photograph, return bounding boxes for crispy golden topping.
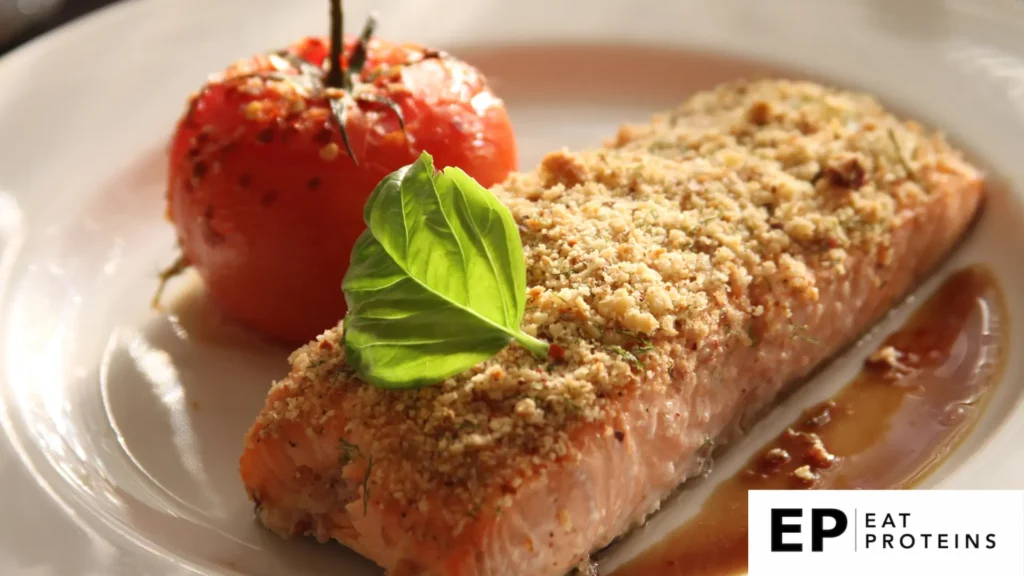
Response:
[254,79,979,517]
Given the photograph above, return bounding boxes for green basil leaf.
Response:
[341,151,549,389]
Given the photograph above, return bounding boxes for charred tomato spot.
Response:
[201,206,226,246]
[261,190,279,206]
[314,126,334,146]
[256,127,274,144]
[220,140,240,157]
[281,123,300,144]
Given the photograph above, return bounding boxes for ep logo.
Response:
[771,508,848,552]
[750,490,1024,576]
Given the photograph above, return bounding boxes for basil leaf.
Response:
[341,151,549,389]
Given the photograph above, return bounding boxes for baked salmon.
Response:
[239,79,983,575]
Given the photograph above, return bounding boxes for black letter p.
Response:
[811,508,848,552]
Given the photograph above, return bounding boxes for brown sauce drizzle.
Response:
[612,265,1008,576]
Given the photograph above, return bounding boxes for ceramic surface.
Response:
[2,0,1024,574]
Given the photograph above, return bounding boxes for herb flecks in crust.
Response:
[253,79,979,525]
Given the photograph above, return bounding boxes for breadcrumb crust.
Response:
[252,79,978,519]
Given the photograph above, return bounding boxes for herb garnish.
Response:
[633,344,656,356]
[608,330,656,368]
[362,455,373,515]
[605,344,642,370]
[339,439,362,465]
[341,152,550,389]
[790,320,821,345]
[887,128,920,186]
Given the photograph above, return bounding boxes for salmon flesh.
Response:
[240,80,984,575]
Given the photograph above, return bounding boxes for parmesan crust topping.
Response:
[253,79,978,517]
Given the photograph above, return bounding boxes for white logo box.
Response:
[748,490,1024,576]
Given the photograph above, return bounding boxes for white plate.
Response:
[2,0,1024,574]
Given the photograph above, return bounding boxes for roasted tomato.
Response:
[164,11,517,343]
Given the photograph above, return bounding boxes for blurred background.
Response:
[0,0,115,53]
[3,0,1023,56]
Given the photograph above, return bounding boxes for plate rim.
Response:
[3,1,1024,574]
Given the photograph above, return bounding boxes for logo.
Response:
[749,491,1023,576]
[770,507,847,552]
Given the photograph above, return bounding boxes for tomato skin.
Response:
[167,36,517,343]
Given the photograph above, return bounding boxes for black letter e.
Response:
[771,508,803,552]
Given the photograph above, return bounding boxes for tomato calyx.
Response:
[322,1,386,164]
[274,0,402,166]
[258,1,452,165]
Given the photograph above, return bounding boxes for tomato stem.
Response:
[151,252,190,310]
[325,0,345,88]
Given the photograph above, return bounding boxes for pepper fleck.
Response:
[314,126,334,145]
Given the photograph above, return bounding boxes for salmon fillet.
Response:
[240,79,983,575]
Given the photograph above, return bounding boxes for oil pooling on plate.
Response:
[612,264,1009,576]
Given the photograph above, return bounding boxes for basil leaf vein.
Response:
[342,152,549,389]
